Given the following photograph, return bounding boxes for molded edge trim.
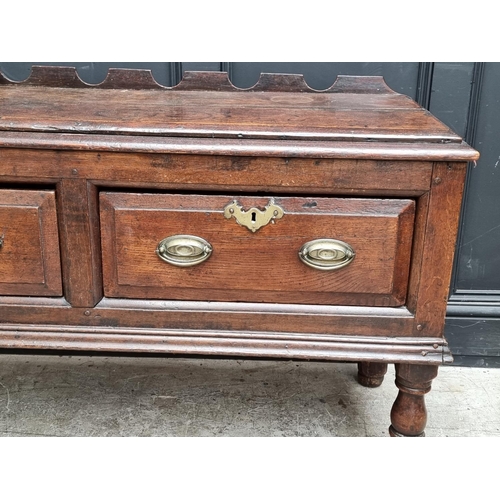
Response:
[0,325,452,364]
[97,298,414,317]
[0,132,480,161]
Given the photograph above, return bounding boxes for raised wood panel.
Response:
[100,193,415,306]
[0,189,62,296]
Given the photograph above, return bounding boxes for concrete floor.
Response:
[0,353,498,437]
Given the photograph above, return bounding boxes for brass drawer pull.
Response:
[299,239,355,270]
[156,235,212,267]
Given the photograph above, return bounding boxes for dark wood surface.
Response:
[411,162,468,336]
[357,362,388,387]
[0,322,451,365]
[0,133,479,161]
[0,190,62,296]
[100,193,414,306]
[0,86,460,143]
[0,297,416,337]
[390,364,439,437]
[57,180,102,307]
[0,149,434,195]
[0,70,460,143]
[0,68,480,436]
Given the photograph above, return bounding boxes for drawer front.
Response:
[100,193,415,306]
[0,189,62,296]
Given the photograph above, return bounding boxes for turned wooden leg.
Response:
[357,362,388,387]
[389,364,439,437]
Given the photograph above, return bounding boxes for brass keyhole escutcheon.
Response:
[223,198,284,232]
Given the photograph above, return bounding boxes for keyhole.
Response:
[251,212,256,223]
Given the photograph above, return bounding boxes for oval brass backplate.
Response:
[299,239,355,270]
[156,235,212,267]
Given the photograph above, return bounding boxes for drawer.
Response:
[100,193,415,306]
[0,189,62,296]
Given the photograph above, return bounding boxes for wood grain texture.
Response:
[411,163,468,336]
[0,72,476,381]
[0,65,171,90]
[0,149,434,195]
[100,193,415,306]
[390,363,439,437]
[0,70,481,437]
[0,189,62,296]
[406,192,431,314]
[0,70,463,144]
[357,362,388,387]
[0,297,415,337]
[0,67,431,95]
[171,73,399,94]
[0,65,89,88]
[0,89,460,143]
[57,180,102,307]
[0,133,479,161]
[0,323,451,364]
